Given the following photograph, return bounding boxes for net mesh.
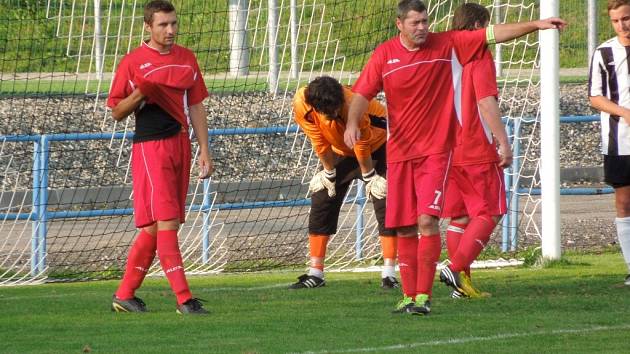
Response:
[0,0,598,285]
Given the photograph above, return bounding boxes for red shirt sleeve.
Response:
[187,54,209,106]
[107,56,133,108]
[472,52,498,102]
[352,46,385,101]
[451,29,488,66]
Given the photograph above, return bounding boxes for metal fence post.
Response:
[202,178,212,264]
[494,0,503,77]
[31,139,41,276]
[229,0,250,76]
[38,136,50,274]
[502,120,512,252]
[93,0,103,79]
[31,135,50,276]
[510,120,521,251]
[587,0,598,68]
[268,0,279,93]
[355,181,365,260]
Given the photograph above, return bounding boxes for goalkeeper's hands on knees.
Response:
[362,168,386,200]
[309,168,336,198]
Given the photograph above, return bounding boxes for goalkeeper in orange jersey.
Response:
[290,76,398,289]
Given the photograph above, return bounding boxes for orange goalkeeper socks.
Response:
[308,234,329,272]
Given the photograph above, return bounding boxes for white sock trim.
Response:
[381,264,396,278]
[308,267,324,279]
[447,224,465,234]
[615,217,630,272]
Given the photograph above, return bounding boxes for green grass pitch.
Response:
[0,253,629,353]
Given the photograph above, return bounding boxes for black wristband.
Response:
[324,168,336,181]
[362,168,376,181]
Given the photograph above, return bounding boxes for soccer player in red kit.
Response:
[440,3,513,299]
[345,0,566,315]
[107,0,213,315]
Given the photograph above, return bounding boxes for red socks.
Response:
[446,222,470,277]
[450,216,496,272]
[397,236,418,299]
[416,234,442,296]
[115,229,157,300]
[157,229,192,305]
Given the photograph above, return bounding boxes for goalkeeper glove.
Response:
[362,168,386,200]
[309,168,336,198]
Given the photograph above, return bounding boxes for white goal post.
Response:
[540,0,561,260]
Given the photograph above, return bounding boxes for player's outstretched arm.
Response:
[478,96,512,168]
[491,17,567,44]
[590,95,630,126]
[110,89,146,121]
[344,94,369,148]
[189,102,214,179]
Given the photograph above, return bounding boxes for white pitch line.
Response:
[292,324,630,354]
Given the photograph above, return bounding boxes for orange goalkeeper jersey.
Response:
[293,86,387,159]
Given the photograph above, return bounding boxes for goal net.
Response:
[0,0,551,285]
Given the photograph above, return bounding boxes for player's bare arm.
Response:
[477,96,512,168]
[356,155,375,175]
[590,95,630,125]
[110,89,146,121]
[491,17,567,44]
[189,102,214,179]
[317,150,336,171]
[344,94,369,148]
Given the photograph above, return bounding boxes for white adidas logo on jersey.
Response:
[387,58,400,64]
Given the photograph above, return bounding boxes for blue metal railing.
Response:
[1,125,303,276]
[0,115,611,274]
[500,114,611,252]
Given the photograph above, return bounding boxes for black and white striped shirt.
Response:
[589,37,630,156]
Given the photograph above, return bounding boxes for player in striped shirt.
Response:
[291,76,398,289]
[107,0,212,314]
[440,3,513,299]
[345,0,566,315]
[589,0,630,286]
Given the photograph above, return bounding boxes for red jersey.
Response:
[452,51,500,166]
[352,29,487,163]
[107,42,209,128]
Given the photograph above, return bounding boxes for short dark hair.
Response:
[304,76,344,119]
[397,0,427,20]
[608,0,630,12]
[144,0,175,25]
[452,3,490,31]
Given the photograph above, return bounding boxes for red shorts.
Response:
[131,131,191,228]
[442,162,507,218]
[386,152,451,228]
